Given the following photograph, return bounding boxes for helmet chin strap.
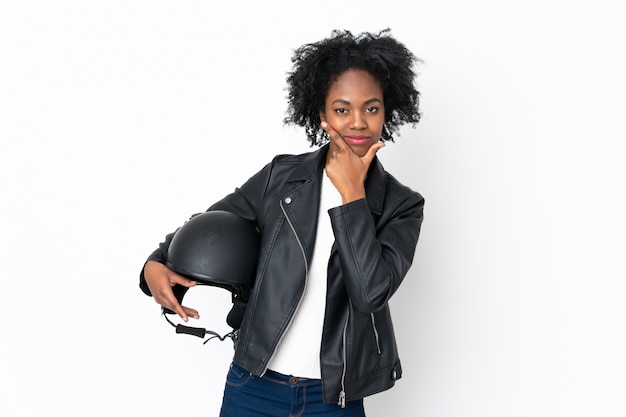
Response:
[161,287,249,343]
[162,311,239,343]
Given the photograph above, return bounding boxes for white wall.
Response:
[1,1,625,416]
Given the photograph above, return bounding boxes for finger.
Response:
[172,275,198,288]
[321,121,347,151]
[173,304,190,322]
[182,306,200,320]
[154,289,189,321]
[166,296,199,322]
[168,271,198,288]
[361,141,386,165]
[170,299,196,322]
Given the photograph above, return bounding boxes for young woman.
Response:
[140,29,425,416]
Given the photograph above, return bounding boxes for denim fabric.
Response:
[219,362,366,417]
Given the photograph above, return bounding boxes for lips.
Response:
[344,136,370,146]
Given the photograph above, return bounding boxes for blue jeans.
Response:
[219,362,366,417]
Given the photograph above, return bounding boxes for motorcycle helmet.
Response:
[163,210,260,342]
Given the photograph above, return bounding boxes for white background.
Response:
[1,1,625,416]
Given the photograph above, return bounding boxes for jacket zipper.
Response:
[338,310,349,408]
[337,313,380,407]
[260,198,309,377]
[371,313,381,354]
[274,196,348,409]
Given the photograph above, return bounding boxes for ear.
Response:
[319,110,326,123]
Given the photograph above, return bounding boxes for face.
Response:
[320,69,385,157]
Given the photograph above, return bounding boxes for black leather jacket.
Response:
[140,144,424,405]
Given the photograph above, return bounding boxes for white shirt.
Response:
[266,169,342,378]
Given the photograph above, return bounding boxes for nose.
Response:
[349,112,367,129]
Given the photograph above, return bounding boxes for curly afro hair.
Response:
[284,29,422,147]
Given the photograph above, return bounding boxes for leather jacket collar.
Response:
[287,144,386,216]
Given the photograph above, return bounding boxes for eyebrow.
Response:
[331,98,383,106]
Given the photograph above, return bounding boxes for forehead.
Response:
[326,69,383,100]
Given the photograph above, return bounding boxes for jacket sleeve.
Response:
[328,190,424,313]
[138,159,276,296]
[138,232,176,296]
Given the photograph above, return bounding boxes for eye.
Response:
[366,106,379,113]
[334,108,348,115]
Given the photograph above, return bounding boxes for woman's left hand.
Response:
[322,121,385,204]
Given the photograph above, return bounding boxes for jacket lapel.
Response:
[280,144,387,262]
[279,147,326,264]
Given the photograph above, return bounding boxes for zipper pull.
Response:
[337,390,346,408]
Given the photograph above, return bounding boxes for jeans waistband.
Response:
[263,368,321,386]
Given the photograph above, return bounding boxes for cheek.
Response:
[372,116,385,135]
[325,113,344,129]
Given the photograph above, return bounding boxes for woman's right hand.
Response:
[144,260,199,322]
